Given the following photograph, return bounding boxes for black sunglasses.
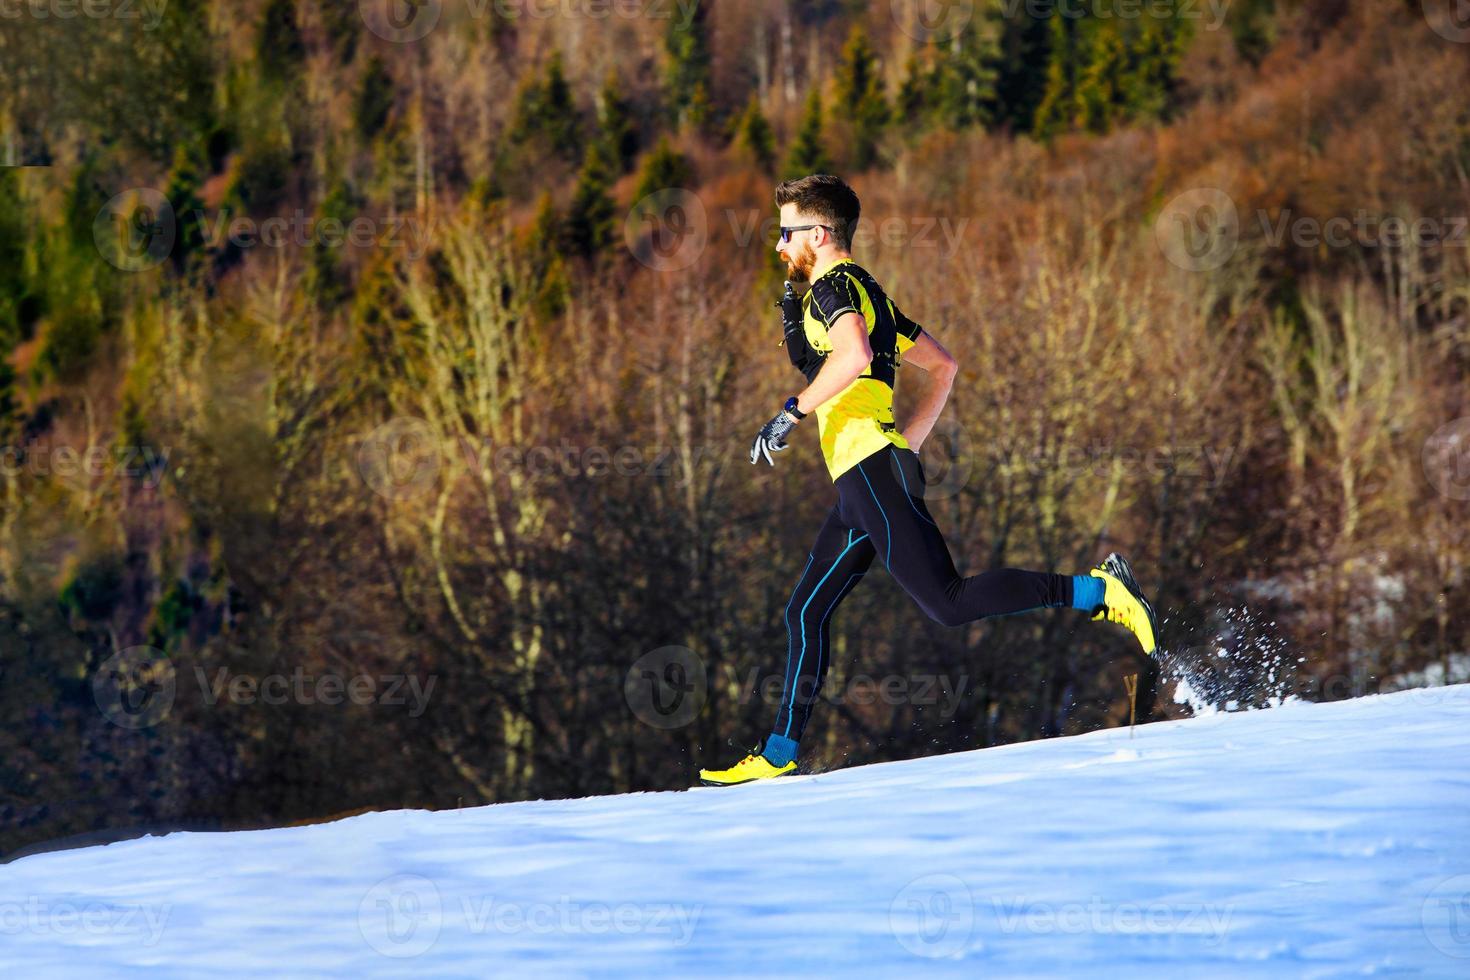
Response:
[779,224,833,244]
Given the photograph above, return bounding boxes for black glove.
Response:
[776,280,826,382]
[750,407,800,466]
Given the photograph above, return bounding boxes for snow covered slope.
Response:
[4,686,1469,977]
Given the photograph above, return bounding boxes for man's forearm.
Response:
[901,366,955,450]
[794,351,870,415]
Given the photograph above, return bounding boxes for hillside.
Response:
[3,685,1467,975]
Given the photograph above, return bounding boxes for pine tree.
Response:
[835,26,890,170]
[0,169,26,346]
[785,90,831,178]
[737,96,775,173]
[541,52,581,161]
[896,49,935,124]
[257,0,305,78]
[565,141,618,259]
[989,8,1052,133]
[1033,13,1085,137]
[163,142,208,276]
[510,52,582,164]
[1076,26,1128,134]
[597,70,639,174]
[933,20,999,131]
[526,194,569,320]
[664,1,712,130]
[634,137,695,203]
[355,55,396,141]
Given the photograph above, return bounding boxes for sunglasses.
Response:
[779,224,833,244]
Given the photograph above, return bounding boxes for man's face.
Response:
[776,203,819,283]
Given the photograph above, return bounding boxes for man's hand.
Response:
[750,408,801,466]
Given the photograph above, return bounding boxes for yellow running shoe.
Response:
[1088,552,1159,656]
[698,749,797,787]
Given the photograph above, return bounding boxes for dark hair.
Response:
[775,174,860,251]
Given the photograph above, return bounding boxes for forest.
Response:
[0,0,1466,857]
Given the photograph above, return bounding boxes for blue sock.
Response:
[1071,574,1104,611]
[762,733,799,767]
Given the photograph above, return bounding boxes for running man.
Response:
[699,175,1158,786]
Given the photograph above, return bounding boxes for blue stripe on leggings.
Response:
[893,448,937,527]
[858,464,892,567]
[784,531,869,738]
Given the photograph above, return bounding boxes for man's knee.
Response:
[920,600,968,629]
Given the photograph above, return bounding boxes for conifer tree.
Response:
[565,141,618,259]
[835,26,890,170]
[597,70,639,174]
[737,96,776,173]
[785,90,831,178]
[634,136,695,203]
[664,1,712,130]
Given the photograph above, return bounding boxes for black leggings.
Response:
[773,444,1074,744]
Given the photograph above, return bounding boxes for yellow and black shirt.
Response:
[796,258,925,481]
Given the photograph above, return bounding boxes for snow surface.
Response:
[3,685,1469,977]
